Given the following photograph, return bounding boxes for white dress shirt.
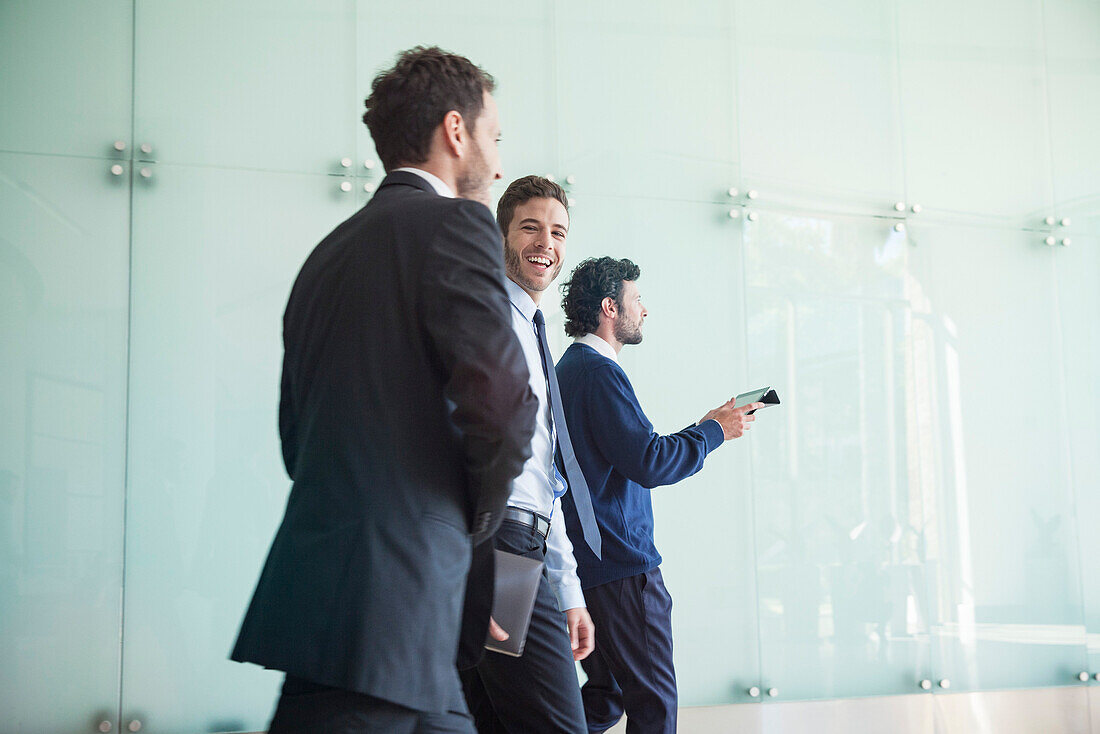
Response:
[573,332,618,363]
[392,167,455,198]
[394,167,583,607]
[503,278,585,611]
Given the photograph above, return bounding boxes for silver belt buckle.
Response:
[505,506,550,539]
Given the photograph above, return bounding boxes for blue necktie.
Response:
[533,309,602,559]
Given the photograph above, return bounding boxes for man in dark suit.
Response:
[231,46,538,733]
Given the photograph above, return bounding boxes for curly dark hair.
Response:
[363,46,496,172]
[560,257,641,338]
[496,175,569,236]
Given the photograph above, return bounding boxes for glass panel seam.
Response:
[117,0,138,727]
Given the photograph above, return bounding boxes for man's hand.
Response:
[488,617,509,642]
[564,607,595,661]
[699,398,765,441]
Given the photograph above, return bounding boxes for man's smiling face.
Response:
[503,197,569,302]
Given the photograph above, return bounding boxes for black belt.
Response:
[502,506,551,540]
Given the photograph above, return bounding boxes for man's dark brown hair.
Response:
[363,46,495,172]
[560,257,641,337]
[496,175,570,236]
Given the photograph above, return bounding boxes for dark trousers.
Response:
[460,520,587,733]
[269,675,475,734]
[580,568,677,734]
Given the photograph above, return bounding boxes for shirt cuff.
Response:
[554,579,587,612]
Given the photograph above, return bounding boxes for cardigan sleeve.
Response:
[583,363,724,489]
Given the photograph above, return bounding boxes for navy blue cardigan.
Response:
[556,342,724,589]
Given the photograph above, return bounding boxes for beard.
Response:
[504,240,563,294]
[614,314,643,345]
[455,136,493,207]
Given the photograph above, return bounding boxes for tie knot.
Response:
[533,309,546,327]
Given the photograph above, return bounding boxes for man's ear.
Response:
[601,296,617,319]
[440,109,466,157]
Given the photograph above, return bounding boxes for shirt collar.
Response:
[574,332,618,363]
[504,277,538,323]
[392,167,455,198]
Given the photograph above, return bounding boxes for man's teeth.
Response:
[526,255,552,267]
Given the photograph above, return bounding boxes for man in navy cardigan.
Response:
[556,257,762,734]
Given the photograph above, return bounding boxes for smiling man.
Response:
[459,175,603,733]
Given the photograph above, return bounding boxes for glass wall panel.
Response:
[555,197,760,705]
[134,0,357,174]
[0,1,133,159]
[734,0,905,217]
[1054,234,1100,682]
[743,209,933,700]
[121,164,356,733]
[906,222,1087,691]
[357,0,558,198]
[1043,0,1100,236]
[553,1,738,204]
[897,0,1054,227]
[0,152,130,732]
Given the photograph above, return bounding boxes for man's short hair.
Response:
[560,257,641,337]
[363,46,496,172]
[496,175,569,236]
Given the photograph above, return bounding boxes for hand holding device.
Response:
[734,386,780,415]
[698,387,781,441]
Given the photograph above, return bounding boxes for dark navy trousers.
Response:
[580,567,677,734]
[268,675,474,733]
[460,519,587,733]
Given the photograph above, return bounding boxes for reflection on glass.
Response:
[908,222,1087,691]
[745,210,1090,697]
[744,209,932,700]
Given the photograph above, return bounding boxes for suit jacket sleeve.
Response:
[278,359,297,480]
[419,200,537,542]
[585,363,724,489]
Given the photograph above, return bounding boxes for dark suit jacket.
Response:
[231,171,537,714]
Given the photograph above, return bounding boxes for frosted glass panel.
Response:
[1055,234,1100,679]
[1044,0,1100,235]
[122,164,356,732]
[554,197,760,705]
[907,222,1087,691]
[554,1,738,203]
[0,1,132,159]
[134,0,357,174]
[0,152,130,732]
[357,0,558,193]
[735,0,904,216]
[743,210,933,699]
[897,0,1054,225]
